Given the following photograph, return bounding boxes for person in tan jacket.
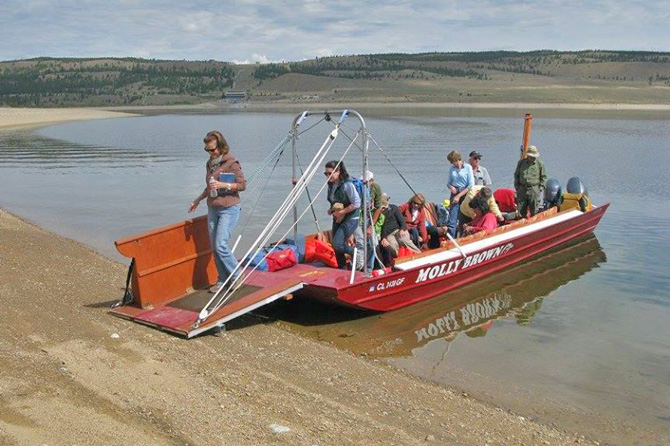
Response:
[189,131,246,292]
[458,186,503,234]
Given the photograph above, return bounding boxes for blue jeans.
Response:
[208,204,241,283]
[332,217,359,269]
[447,201,460,238]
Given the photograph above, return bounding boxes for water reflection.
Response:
[0,130,179,169]
[267,236,606,358]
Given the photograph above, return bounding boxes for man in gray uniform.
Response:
[469,151,492,187]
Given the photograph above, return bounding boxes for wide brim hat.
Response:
[526,145,539,157]
[381,193,390,207]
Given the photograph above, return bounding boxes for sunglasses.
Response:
[412,201,423,206]
[204,148,217,153]
[324,170,335,176]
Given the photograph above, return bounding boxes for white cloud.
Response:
[232,53,275,64]
[0,0,668,61]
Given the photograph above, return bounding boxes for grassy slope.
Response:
[2,52,670,106]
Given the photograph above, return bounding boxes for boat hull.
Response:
[311,204,609,312]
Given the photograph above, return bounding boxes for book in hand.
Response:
[217,173,237,196]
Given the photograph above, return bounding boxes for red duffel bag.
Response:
[265,246,298,272]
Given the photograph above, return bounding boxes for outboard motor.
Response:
[566,177,588,196]
[544,178,562,209]
[561,177,592,212]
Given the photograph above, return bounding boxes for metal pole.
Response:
[521,113,532,159]
[292,128,298,241]
[361,128,369,276]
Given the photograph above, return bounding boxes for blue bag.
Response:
[436,203,449,226]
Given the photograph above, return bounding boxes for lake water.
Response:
[1,111,669,444]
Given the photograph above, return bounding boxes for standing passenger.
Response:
[363,170,384,269]
[446,150,474,238]
[189,131,246,293]
[514,145,547,217]
[469,151,492,187]
[325,160,361,269]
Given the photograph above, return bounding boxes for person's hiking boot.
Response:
[208,275,242,294]
[208,282,225,293]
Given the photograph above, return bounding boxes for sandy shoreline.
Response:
[0,207,606,446]
[0,107,137,130]
[1,103,669,134]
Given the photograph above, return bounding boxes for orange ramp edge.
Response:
[112,278,305,338]
[114,215,217,309]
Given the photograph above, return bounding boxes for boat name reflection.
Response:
[415,292,513,343]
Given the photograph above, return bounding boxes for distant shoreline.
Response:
[2,101,670,133]
[103,101,670,120]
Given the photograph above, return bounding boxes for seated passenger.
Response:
[462,196,498,235]
[422,201,448,249]
[398,193,428,249]
[377,194,421,266]
[459,186,503,233]
[493,188,517,221]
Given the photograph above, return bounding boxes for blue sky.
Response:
[1,0,668,63]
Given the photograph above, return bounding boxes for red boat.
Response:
[110,111,609,337]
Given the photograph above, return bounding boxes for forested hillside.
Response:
[2,51,670,107]
[0,58,234,106]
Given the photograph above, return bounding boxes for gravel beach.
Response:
[0,206,606,445]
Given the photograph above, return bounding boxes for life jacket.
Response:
[559,193,592,212]
[304,239,338,268]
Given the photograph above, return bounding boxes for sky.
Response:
[1,0,669,63]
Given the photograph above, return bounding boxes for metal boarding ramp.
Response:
[110,109,370,336]
[109,215,304,338]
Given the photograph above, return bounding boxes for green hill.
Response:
[2,51,670,107]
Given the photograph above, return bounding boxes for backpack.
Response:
[435,203,449,226]
[349,177,368,205]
